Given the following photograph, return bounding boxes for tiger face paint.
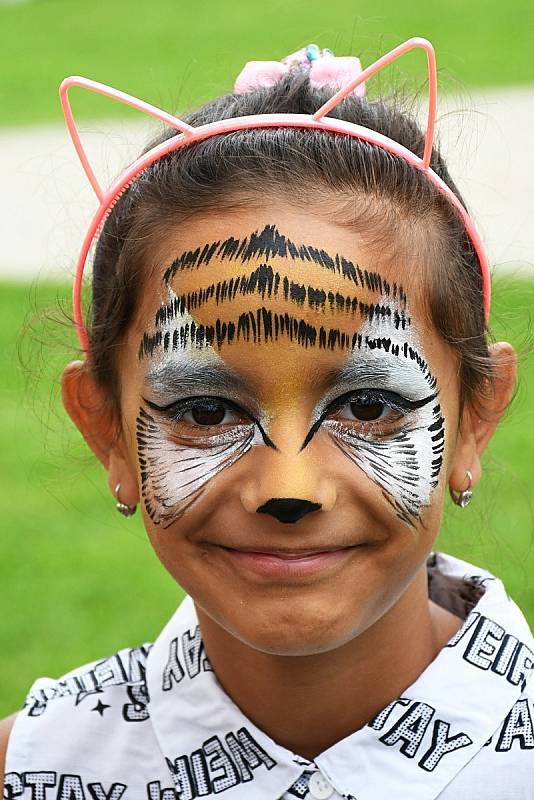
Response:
[135,224,444,530]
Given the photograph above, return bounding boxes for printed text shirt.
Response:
[5,552,534,799]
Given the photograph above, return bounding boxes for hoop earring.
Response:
[115,483,137,518]
[449,470,473,508]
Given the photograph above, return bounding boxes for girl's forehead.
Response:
[134,220,433,400]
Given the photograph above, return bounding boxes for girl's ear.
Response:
[449,342,517,492]
[61,360,140,506]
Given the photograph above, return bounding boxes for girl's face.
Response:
[117,201,463,655]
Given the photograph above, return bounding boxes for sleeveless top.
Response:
[5,552,534,800]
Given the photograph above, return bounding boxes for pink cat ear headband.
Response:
[59,37,491,357]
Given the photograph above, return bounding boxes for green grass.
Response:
[0,0,533,126]
[0,276,533,716]
[0,279,184,714]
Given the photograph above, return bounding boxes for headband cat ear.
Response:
[60,37,490,356]
[311,37,437,169]
[59,77,196,202]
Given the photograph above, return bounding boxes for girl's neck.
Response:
[195,569,464,761]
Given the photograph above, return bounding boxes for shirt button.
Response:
[308,770,335,799]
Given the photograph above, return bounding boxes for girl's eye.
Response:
[348,398,389,422]
[183,399,238,427]
[143,397,252,436]
[144,396,249,437]
[328,390,407,429]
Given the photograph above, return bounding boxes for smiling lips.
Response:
[228,546,349,557]
[219,544,356,578]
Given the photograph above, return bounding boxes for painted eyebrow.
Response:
[320,361,394,388]
[145,360,393,396]
[319,356,433,393]
[144,361,252,398]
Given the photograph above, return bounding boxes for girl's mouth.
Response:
[218,545,356,578]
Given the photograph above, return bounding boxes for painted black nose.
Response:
[256,498,322,524]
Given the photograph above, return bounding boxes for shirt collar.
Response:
[146,552,534,800]
[146,593,304,799]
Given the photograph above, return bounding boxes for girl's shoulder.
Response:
[19,640,153,718]
[4,641,172,793]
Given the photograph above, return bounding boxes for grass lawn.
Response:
[0,0,533,126]
[0,275,533,716]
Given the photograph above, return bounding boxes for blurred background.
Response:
[1,0,533,716]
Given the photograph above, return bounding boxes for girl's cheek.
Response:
[135,405,262,528]
[324,401,445,528]
[322,297,446,528]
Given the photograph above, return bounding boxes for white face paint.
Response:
[137,288,266,529]
[136,406,263,528]
[321,296,445,526]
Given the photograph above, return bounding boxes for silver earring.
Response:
[115,483,137,517]
[450,469,473,508]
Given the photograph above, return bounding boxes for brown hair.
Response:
[87,71,493,422]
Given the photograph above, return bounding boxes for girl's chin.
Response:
[232,629,353,657]
[214,601,360,657]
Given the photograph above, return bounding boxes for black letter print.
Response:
[379,702,435,757]
[23,774,57,800]
[418,721,472,771]
[496,699,534,751]
[122,684,150,722]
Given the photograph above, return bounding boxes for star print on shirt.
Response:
[92,700,111,716]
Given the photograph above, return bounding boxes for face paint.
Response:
[138,293,410,361]
[136,225,444,530]
[139,225,409,361]
[136,405,264,528]
[136,299,271,528]
[321,299,445,527]
[152,263,408,328]
[162,224,406,305]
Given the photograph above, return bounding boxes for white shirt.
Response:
[5,552,534,799]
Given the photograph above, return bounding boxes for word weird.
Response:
[165,727,276,799]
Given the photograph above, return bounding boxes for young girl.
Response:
[2,39,532,800]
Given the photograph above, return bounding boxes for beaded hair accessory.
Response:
[59,37,491,357]
[234,43,366,97]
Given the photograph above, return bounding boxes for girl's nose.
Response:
[256,497,322,524]
[239,435,337,521]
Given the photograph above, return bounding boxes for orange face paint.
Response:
[137,225,444,529]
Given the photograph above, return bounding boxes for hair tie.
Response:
[233,44,366,97]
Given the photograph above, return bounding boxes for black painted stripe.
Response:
[139,310,435,388]
[162,224,407,307]
[154,264,410,333]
